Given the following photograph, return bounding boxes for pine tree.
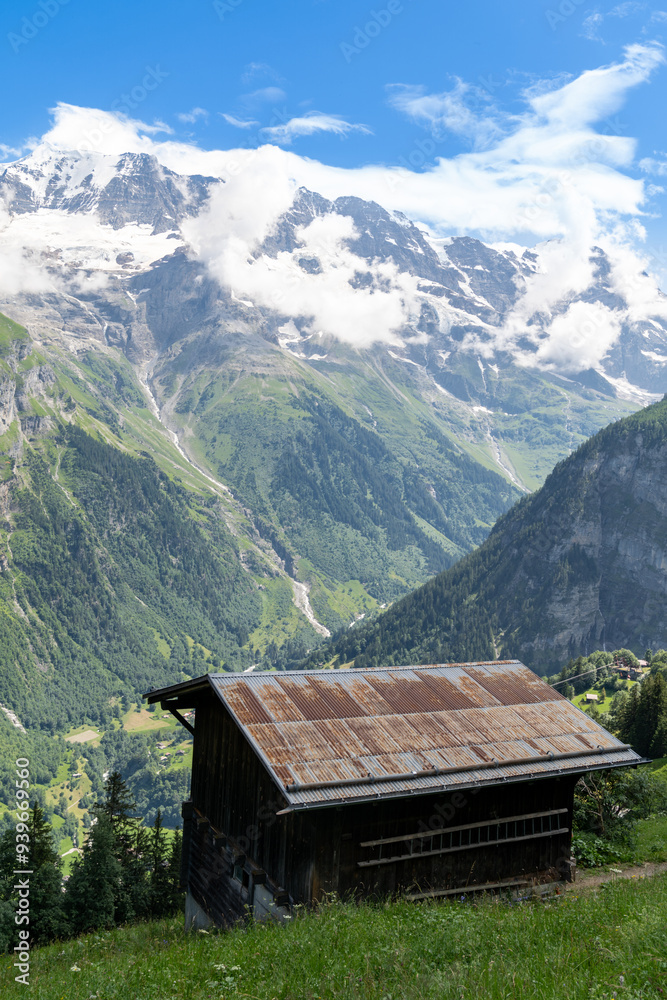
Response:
[93,770,137,836]
[65,814,121,934]
[92,771,149,924]
[616,685,640,747]
[166,827,184,915]
[649,713,667,758]
[148,810,169,917]
[616,675,667,757]
[27,804,68,945]
[0,805,67,948]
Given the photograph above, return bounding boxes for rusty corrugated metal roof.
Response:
[147,660,643,809]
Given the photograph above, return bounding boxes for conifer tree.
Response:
[0,804,67,947]
[65,814,121,934]
[616,674,667,757]
[148,810,169,917]
[93,770,149,924]
[166,827,184,914]
[27,804,69,944]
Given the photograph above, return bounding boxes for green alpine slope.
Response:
[0,314,309,731]
[307,396,667,673]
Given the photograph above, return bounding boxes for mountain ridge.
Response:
[305,395,667,674]
[0,143,666,683]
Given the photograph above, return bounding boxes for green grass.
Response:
[0,312,29,356]
[572,688,616,712]
[2,876,666,999]
[633,815,667,863]
[248,576,313,652]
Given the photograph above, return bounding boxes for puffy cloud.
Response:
[182,163,419,347]
[0,207,53,296]
[606,242,667,322]
[639,156,667,174]
[260,113,372,144]
[37,103,173,157]
[176,107,209,124]
[522,300,623,373]
[386,80,505,148]
[4,43,667,357]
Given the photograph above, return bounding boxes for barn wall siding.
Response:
[184,699,576,923]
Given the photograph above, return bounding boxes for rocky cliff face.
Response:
[316,397,667,672]
[506,417,667,660]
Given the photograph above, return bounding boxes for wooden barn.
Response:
[145,660,642,928]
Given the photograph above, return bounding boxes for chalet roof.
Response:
[146,660,643,811]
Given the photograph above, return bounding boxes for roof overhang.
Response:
[143,662,646,812]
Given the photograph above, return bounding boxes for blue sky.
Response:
[2,0,667,280]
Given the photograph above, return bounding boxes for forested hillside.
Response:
[1,424,262,730]
[307,397,667,673]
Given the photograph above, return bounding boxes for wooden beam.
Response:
[406,878,532,901]
[165,705,195,736]
[357,827,570,868]
[359,808,568,848]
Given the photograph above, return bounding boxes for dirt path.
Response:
[571,860,667,891]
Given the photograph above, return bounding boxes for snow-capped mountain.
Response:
[1,143,666,487]
[1,141,667,661]
[0,147,218,230]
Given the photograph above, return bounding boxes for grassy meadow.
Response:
[1,874,665,1000]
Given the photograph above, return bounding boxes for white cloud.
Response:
[260,113,372,144]
[35,103,173,156]
[609,2,646,17]
[386,81,505,148]
[606,242,667,322]
[529,300,623,372]
[0,206,53,297]
[220,113,260,129]
[181,157,419,347]
[241,87,286,105]
[3,43,666,358]
[176,107,209,124]
[581,11,605,42]
[0,142,25,160]
[639,155,667,174]
[526,42,663,130]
